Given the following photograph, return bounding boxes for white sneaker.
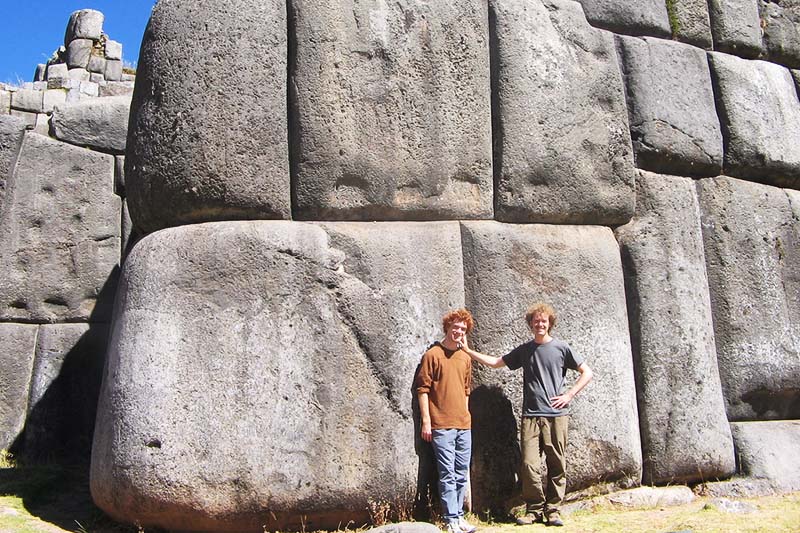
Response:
[459,517,477,533]
[444,521,461,533]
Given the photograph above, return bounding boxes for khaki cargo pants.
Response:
[520,415,569,514]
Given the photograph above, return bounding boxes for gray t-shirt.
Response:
[502,338,584,417]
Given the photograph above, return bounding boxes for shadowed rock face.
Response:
[90,220,465,532]
[731,421,800,492]
[290,0,493,221]
[125,0,290,234]
[0,324,37,451]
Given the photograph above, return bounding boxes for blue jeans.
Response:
[431,428,472,523]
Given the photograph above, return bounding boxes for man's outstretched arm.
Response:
[460,338,506,369]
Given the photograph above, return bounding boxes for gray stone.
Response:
[670,0,713,48]
[104,39,122,61]
[367,523,440,533]
[9,110,36,128]
[0,132,120,322]
[98,81,134,97]
[47,77,80,91]
[64,9,104,44]
[10,89,43,113]
[0,323,38,451]
[708,0,763,58]
[617,37,723,177]
[91,220,463,531]
[87,55,106,74]
[79,81,99,97]
[51,95,131,153]
[42,89,67,113]
[759,0,800,68]
[575,0,671,37]
[694,477,778,498]
[0,115,28,207]
[291,0,492,221]
[66,39,93,69]
[460,221,641,506]
[68,68,90,81]
[730,421,800,492]
[90,73,104,84]
[709,53,800,187]
[24,323,108,462]
[121,200,135,259]
[707,497,759,513]
[33,114,50,136]
[615,171,734,485]
[0,89,10,113]
[126,0,290,234]
[697,177,800,421]
[104,59,122,82]
[606,486,695,507]
[492,0,635,225]
[47,62,69,80]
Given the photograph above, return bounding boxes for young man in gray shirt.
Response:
[461,303,593,527]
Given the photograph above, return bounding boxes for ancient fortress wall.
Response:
[0,1,799,532]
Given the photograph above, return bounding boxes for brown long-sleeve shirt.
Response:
[416,343,472,430]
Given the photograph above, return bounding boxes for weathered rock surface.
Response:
[0,115,28,207]
[65,9,104,44]
[759,0,800,68]
[91,220,465,532]
[617,37,723,177]
[290,0,492,221]
[460,221,641,507]
[0,132,120,323]
[709,53,800,187]
[615,172,734,484]
[492,0,635,225]
[606,485,695,507]
[670,0,713,48]
[575,0,671,37]
[50,95,131,153]
[695,477,779,498]
[23,323,108,461]
[697,177,800,421]
[126,0,290,234]
[65,39,93,69]
[0,323,38,451]
[707,0,763,58]
[366,523,440,533]
[730,421,800,492]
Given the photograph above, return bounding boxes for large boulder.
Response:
[709,53,800,188]
[91,220,465,532]
[574,0,671,37]
[614,171,734,485]
[617,37,723,177]
[707,0,763,58]
[290,0,492,221]
[0,323,38,452]
[51,95,132,153]
[759,0,800,68]
[0,132,120,323]
[23,323,108,462]
[730,421,800,492]
[460,221,642,510]
[126,0,290,234]
[697,177,800,421]
[492,0,635,225]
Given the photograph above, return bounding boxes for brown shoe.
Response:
[515,512,544,525]
[545,511,564,527]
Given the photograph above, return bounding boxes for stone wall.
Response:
[0,1,799,532]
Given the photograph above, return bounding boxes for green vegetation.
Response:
[665,0,681,39]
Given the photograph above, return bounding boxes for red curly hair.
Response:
[525,302,557,332]
[442,308,475,334]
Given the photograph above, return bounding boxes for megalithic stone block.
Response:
[91,220,464,532]
[707,0,762,58]
[0,323,38,452]
[66,39,93,69]
[615,171,734,485]
[759,0,800,69]
[0,132,120,323]
[64,9,104,44]
[125,0,290,234]
[730,421,800,492]
[697,177,800,421]
[574,0,671,37]
[709,53,800,188]
[290,0,492,221]
[492,0,635,225]
[51,94,131,153]
[461,221,642,507]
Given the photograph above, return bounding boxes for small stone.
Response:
[68,68,89,81]
[105,39,122,60]
[66,39,93,69]
[46,63,69,80]
[10,89,43,113]
[87,55,106,74]
[64,9,104,44]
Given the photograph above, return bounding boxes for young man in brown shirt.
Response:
[416,309,477,533]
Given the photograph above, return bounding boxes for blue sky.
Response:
[1,1,156,85]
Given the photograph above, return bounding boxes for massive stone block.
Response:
[575,0,671,37]
[0,114,28,208]
[670,0,713,48]
[492,0,635,225]
[51,95,131,153]
[759,0,800,68]
[614,172,734,485]
[126,0,289,234]
[0,323,37,452]
[290,0,492,221]
[730,421,800,492]
[460,221,641,509]
[697,177,800,421]
[707,0,763,58]
[65,9,104,44]
[0,132,120,322]
[617,37,723,177]
[23,323,108,461]
[709,53,800,188]
[91,220,465,532]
